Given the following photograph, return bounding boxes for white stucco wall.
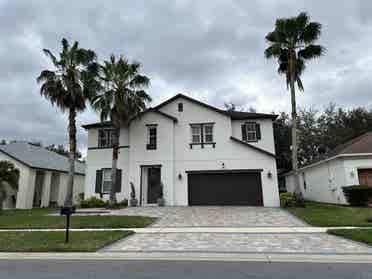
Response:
[284,155,372,204]
[84,96,279,207]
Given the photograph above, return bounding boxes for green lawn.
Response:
[0,231,132,252]
[287,202,372,227]
[328,229,372,246]
[0,208,155,229]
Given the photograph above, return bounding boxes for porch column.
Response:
[41,171,52,208]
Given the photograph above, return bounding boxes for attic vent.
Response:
[178,102,183,112]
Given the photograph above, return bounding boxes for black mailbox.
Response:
[60,206,76,216]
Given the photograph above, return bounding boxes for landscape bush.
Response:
[80,197,108,208]
[280,192,305,208]
[342,185,372,206]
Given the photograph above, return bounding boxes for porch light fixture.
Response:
[350,170,355,178]
[178,173,182,180]
[267,171,273,179]
[221,162,225,169]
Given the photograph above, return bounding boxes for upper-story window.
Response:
[178,102,183,112]
[242,122,261,142]
[190,123,215,148]
[191,125,201,143]
[146,125,157,150]
[98,129,115,148]
[204,124,214,143]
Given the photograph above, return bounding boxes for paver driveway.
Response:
[105,232,372,254]
[107,206,372,254]
[113,206,306,227]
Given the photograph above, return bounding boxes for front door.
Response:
[147,167,161,204]
[358,169,372,187]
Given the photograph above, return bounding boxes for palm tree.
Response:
[37,38,99,207]
[265,12,325,195]
[92,55,151,205]
[0,161,19,213]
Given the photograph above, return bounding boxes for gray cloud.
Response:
[0,0,372,154]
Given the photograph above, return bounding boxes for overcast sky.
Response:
[1,0,372,154]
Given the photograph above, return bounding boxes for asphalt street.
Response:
[1,260,372,279]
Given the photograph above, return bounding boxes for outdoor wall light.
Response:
[221,162,225,169]
[350,170,355,178]
[178,173,182,180]
[267,171,273,179]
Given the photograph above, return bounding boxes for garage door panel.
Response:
[188,172,263,206]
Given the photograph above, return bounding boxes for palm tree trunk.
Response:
[65,107,76,207]
[289,49,301,196]
[109,127,120,205]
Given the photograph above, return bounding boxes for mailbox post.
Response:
[60,206,76,243]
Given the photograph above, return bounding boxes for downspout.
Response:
[172,120,176,206]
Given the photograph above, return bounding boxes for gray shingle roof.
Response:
[0,143,85,175]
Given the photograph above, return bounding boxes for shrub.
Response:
[342,185,372,206]
[80,197,108,208]
[280,192,305,208]
[106,198,128,209]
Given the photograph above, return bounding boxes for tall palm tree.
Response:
[92,55,151,205]
[265,12,325,195]
[37,38,99,207]
[0,161,19,213]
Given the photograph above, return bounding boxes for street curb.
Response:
[1,252,372,263]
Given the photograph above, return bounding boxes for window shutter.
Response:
[95,169,103,193]
[115,169,122,193]
[256,123,261,140]
[241,124,247,141]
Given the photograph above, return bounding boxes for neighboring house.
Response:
[83,94,279,207]
[283,132,372,204]
[0,142,85,209]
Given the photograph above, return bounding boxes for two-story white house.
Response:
[83,94,279,207]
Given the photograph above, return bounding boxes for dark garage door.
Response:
[188,171,263,206]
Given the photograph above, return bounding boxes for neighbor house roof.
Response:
[326,132,372,157]
[283,131,372,176]
[0,143,85,175]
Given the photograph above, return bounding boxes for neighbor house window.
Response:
[147,125,157,150]
[102,169,112,193]
[246,122,257,142]
[98,129,115,148]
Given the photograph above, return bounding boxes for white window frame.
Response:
[245,122,257,142]
[98,129,115,148]
[204,124,214,143]
[102,169,112,193]
[191,125,202,143]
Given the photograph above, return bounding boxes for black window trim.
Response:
[98,128,115,148]
[146,124,157,150]
[189,122,216,149]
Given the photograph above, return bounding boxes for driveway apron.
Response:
[105,206,372,254]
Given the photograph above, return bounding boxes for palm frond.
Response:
[301,22,322,44]
[298,44,325,60]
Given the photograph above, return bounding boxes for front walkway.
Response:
[112,206,306,227]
